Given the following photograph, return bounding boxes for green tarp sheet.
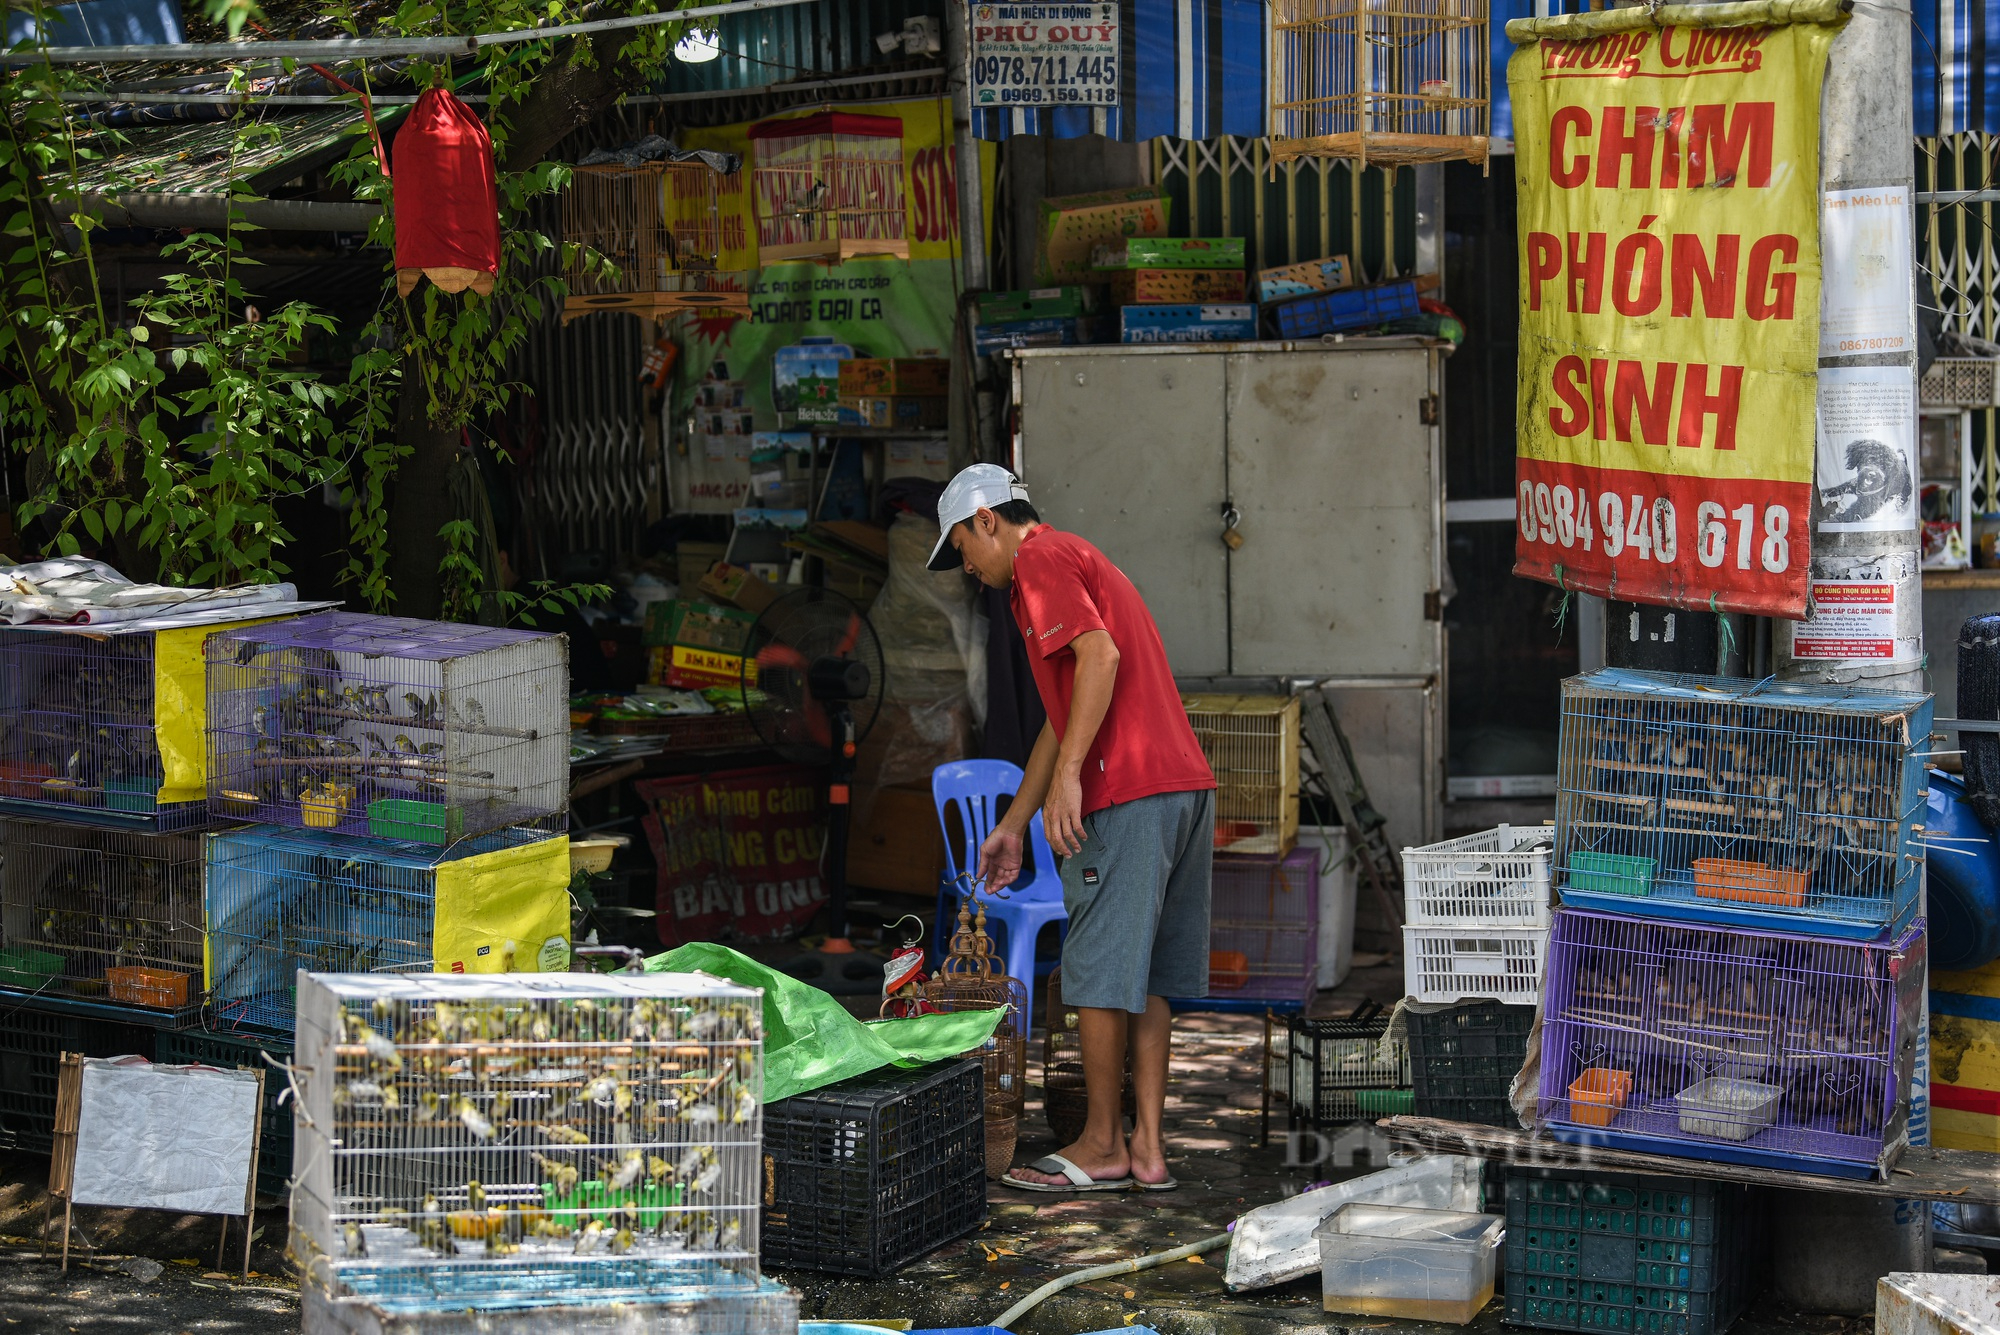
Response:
[647,942,1005,1104]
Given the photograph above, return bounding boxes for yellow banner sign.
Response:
[1509,10,1843,616]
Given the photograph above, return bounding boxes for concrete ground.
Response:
[0,960,1937,1333]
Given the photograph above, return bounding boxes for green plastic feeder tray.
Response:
[0,946,63,991]
[1353,1088,1416,1116]
[367,798,463,845]
[106,778,159,812]
[1568,851,1655,896]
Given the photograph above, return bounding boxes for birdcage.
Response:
[1554,668,1932,940]
[290,971,764,1311]
[0,624,238,831]
[749,111,910,264]
[1537,908,1926,1180]
[922,898,1028,1118]
[1183,694,1301,856]
[0,821,205,1023]
[1272,1009,1411,1126]
[1209,846,1320,1004]
[1268,0,1490,169]
[205,612,569,845]
[1040,965,1136,1145]
[205,824,571,1036]
[559,159,750,323]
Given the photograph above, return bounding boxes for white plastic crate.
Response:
[1401,824,1553,927]
[1403,924,1547,1005]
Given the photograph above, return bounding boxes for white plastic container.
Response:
[1298,824,1357,989]
[1676,1076,1783,1141]
[1401,824,1553,927]
[1315,1202,1502,1324]
[1403,924,1547,1005]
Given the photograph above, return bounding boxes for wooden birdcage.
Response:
[1269,0,1490,169]
[558,160,750,323]
[749,110,910,264]
[924,898,1028,1119]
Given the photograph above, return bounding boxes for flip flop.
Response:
[999,1153,1134,1193]
[1134,1176,1179,1192]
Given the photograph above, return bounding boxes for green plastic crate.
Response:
[1353,1088,1416,1116]
[366,798,463,845]
[1091,237,1246,270]
[0,947,63,991]
[1567,851,1655,897]
[1505,1168,1767,1335]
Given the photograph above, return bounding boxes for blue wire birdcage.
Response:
[1554,669,1932,939]
[204,823,561,1035]
[205,613,568,845]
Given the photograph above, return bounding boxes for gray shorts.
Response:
[1057,788,1215,1013]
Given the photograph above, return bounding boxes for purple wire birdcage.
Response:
[1208,846,1319,1004]
[1537,908,1925,1180]
[205,613,568,844]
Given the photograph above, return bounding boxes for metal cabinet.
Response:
[1010,339,1447,847]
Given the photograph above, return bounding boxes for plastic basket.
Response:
[104,966,191,1010]
[1403,925,1547,1005]
[1505,1168,1768,1335]
[154,1026,294,1197]
[0,947,64,992]
[0,1001,155,1152]
[1275,1012,1410,1125]
[1402,825,1553,926]
[1567,851,1654,897]
[1691,859,1806,908]
[761,1058,986,1278]
[1407,1001,1535,1127]
[1920,356,2000,408]
[1269,279,1421,338]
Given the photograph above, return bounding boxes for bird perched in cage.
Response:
[573,1219,606,1254]
[452,1095,494,1140]
[457,697,487,729]
[542,1124,590,1145]
[393,735,417,756]
[534,1152,581,1194]
[343,1221,368,1257]
[602,1149,645,1193]
[419,742,444,758]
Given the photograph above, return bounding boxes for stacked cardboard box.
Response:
[836,358,949,429]
[1094,238,1253,344]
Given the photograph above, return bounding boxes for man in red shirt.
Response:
[928,464,1215,1192]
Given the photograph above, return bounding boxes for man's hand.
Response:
[978,826,1025,893]
[1043,765,1087,857]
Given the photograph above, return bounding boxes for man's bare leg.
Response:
[1007,1006,1133,1185]
[1127,995,1172,1186]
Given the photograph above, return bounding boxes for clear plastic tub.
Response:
[1676,1076,1782,1141]
[1315,1202,1503,1324]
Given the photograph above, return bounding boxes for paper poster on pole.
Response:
[1509,12,1846,618]
[1794,580,1897,659]
[1820,187,1915,357]
[1816,365,1917,532]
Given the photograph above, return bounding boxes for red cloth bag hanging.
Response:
[393,89,500,297]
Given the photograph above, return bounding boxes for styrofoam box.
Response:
[1299,825,1358,989]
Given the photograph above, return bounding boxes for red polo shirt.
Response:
[1008,526,1215,816]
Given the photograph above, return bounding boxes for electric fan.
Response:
[739,587,885,952]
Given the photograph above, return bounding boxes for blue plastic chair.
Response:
[931,759,1068,1035]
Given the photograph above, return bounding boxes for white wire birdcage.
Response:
[1269,0,1491,169]
[1183,694,1300,856]
[749,111,910,264]
[290,971,764,1312]
[559,160,750,323]
[1554,669,1933,940]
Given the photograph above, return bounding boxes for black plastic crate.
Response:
[1275,1011,1410,1124]
[0,999,155,1152]
[1408,1000,1534,1127]
[1505,1168,1767,1335]
[154,1027,292,1198]
[761,1057,986,1278]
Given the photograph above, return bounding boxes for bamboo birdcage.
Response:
[559,160,750,323]
[923,899,1028,1120]
[749,111,910,264]
[1269,0,1490,170]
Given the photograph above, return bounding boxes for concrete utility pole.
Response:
[945,0,989,293]
[1772,0,1924,693]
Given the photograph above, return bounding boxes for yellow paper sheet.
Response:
[154,615,298,806]
[432,835,572,974]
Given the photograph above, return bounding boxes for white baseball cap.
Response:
[927,464,1033,571]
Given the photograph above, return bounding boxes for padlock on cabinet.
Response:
[1220,502,1245,550]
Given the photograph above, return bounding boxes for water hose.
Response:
[992,1231,1233,1329]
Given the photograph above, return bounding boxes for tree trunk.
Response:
[385,31,648,618]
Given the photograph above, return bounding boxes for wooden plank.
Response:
[1380,1115,2000,1203]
